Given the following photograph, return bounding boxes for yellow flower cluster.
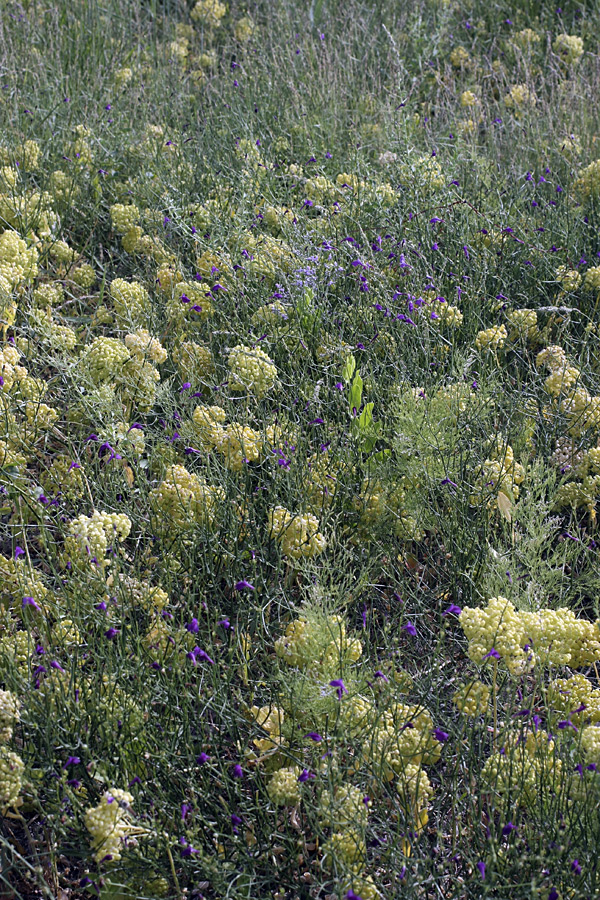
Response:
[0,691,19,743]
[216,424,263,471]
[0,749,24,809]
[267,766,301,806]
[574,159,600,204]
[506,308,537,341]
[452,680,491,717]
[556,265,582,292]
[513,28,540,47]
[191,404,226,449]
[113,575,170,614]
[275,613,361,672]
[0,229,38,289]
[460,90,478,108]
[460,596,600,674]
[584,267,600,292]
[553,33,584,66]
[80,337,130,384]
[268,506,326,559]
[166,282,214,329]
[450,46,471,68]
[149,464,223,531]
[173,340,214,380]
[548,673,600,727]
[228,344,277,398]
[110,279,151,327]
[504,84,536,111]
[580,726,600,767]
[368,702,441,779]
[84,789,135,863]
[323,828,366,874]
[537,344,600,434]
[475,324,507,352]
[191,0,226,27]
[0,553,48,612]
[250,704,285,753]
[339,876,379,900]
[470,441,525,509]
[318,783,369,830]
[65,511,132,570]
[124,329,168,364]
[482,729,561,810]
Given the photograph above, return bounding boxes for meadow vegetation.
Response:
[0,0,600,897]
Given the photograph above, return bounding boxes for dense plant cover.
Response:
[0,0,600,897]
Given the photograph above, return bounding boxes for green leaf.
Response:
[341,353,356,384]
[357,402,374,432]
[349,372,363,412]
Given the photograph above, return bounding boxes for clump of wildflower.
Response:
[460,596,532,675]
[470,441,525,512]
[398,155,445,192]
[31,308,77,351]
[548,673,600,727]
[65,510,132,570]
[48,239,77,266]
[482,729,562,811]
[114,575,169,614]
[234,16,255,42]
[504,84,536,112]
[71,263,96,289]
[449,47,471,68]
[556,266,582,293]
[173,341,214,381]
[339,876,380,900]
[124,330,167,364]
[228,345,277,398]
[250,705,284,753]
[475,324,507,353]
[0,691,19,743]
[460,91,478,108]
[251,300,288,327]
[460,597,600,672]
[452,680,491,717]
[513,28,540,48]
[573,160,600,204]
[191,404,226,449]
[110,203,140,235]
[555,475,600,517]
[110,279,151,327]
[0,749,24,808]
[506,309,538,341]
[166,282,214,327]
[268,506,326,560]
[318,783,369,830]
[216,424,262,471]
[114,67,133,88]
[0,229,38,288]
[25,401,59,431]
[267,767,301,806]
[79,337,130,384]
[0,554,48,611]
[553,34,584,66]
[150,465,223,532]
[191,0,226,27]
[275,613,361,672]
[580,726,600,766]
[584,267,600,292]
[85,789,135,863]
[367,703,441,779]
[306,451,340,510]
[323,829,366,874]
